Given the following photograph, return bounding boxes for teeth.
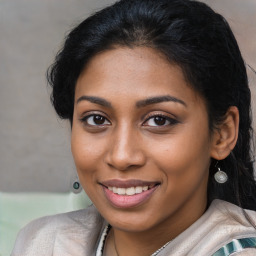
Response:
[135,186,142,194]
[108,186,150,195]
[117,188,126,195]
[126,187,135,196]
[143,186,148,191]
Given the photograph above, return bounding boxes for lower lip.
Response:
[102,186,159,208]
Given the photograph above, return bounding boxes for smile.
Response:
[108,185,153,196]
[100,180,160,208]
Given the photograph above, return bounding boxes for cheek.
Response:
[71,131,102,200]
[71,128,104,178]
[147,127,211,180]
[149,137,211,211]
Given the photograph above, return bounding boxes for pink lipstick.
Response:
[100,179,160,208]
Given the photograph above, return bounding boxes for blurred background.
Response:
[0,0,255,255]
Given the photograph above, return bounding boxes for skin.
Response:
[71,47,238,256]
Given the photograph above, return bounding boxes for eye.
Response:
[144,115,178,127]
[81,114,111,126]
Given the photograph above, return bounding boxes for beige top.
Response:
[11,200,256,256]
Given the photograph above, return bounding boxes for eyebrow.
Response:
[76,94,186,108]
[76,96,112,108]
[136,95,187,108]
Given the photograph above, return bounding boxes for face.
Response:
[72,47,215,234]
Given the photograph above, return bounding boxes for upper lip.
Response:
[99,179,160,188]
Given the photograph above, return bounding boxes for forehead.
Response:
[75,46,201,105]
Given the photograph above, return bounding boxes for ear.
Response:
[210,106,239,160]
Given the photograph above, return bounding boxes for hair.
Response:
[47,0,256,211]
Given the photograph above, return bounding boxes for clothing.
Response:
[11,200,256,256]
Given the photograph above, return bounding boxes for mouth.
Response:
[107,184,156,196]
[100,179,160,208]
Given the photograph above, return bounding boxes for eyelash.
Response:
[80,114,111,127]
[79,113,179,128]
[143,114,179,127]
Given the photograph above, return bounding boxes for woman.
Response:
[12,0,256,255]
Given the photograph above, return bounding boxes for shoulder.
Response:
[198,199,256,236]
[212,199,256,224]
[208,200,256,255]
[197,200,256,255]
[11,205,105,256]
[165,200,256,256]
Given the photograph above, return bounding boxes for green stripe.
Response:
[212,237,256,256]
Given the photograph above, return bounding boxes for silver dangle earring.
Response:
[214,162,228,184]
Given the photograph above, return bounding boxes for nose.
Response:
[105,125,146,171]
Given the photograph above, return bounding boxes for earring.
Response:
[71,177,82,193]
[214,164,228,184]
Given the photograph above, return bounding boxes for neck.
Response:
[113,227,172,256]
[107,200,206,256]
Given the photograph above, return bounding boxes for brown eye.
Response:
[93,115,106,125]
[143,115,178,127]
[83,114,110,126]
[153,116,166,126]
